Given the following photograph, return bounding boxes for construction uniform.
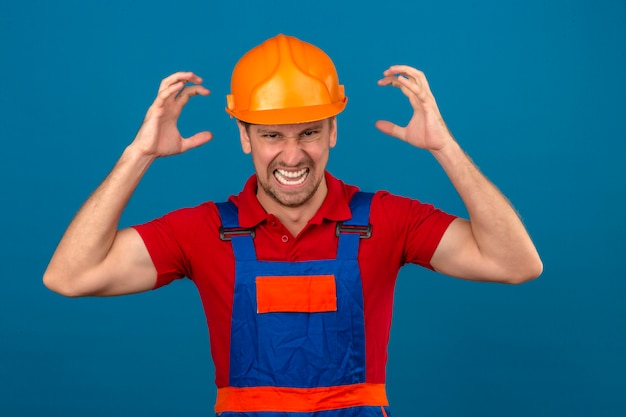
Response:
[133,173,456,416]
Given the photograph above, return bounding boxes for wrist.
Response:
[430,138,463,165]
[123,142,158,165]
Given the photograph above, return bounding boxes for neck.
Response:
[257,181,328,237]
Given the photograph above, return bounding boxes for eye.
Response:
[261,133,281,139]
[301,130,320,140]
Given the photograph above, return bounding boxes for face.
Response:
[238,118,337,210]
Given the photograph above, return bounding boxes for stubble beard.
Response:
[261,175,322,208]
[258,157,323,208]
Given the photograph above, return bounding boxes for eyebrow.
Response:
[256,123,324,135]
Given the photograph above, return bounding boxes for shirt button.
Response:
[281,235,289,243]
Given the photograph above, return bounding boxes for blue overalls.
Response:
[215,192,389,417]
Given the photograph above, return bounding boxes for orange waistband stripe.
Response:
[215,383,388,413]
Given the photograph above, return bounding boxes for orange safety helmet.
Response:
[226,34,347,125]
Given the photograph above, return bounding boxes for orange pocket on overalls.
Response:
[256,275,337,313]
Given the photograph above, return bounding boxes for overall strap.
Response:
[215,202,257,261]
[337,192,374,260]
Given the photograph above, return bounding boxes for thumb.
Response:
[181,131,214,152]
[375,120,406,141]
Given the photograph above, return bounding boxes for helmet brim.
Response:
[226,99,347,125]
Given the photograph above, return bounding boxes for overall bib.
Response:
[215,192,389,417]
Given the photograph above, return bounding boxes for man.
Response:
[44,34,542,416]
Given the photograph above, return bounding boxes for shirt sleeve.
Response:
[132,205,211,289]
[373,191,457,269]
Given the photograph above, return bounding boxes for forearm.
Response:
[43,72,211,296]
[375,65,541,282]
[44,145,154,292]
[432,140,542,282]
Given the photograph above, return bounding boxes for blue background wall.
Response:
[1,0,625,416]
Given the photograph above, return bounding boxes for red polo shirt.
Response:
[133,172,456,388]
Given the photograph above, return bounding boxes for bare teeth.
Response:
[274,168,309,185]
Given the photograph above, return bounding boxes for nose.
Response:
[280,137,305,165]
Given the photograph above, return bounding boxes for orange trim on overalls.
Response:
[215,383,388,413]
[256,275,337,313]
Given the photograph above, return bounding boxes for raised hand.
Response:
[132,72,213,158]
[375,65,454,152]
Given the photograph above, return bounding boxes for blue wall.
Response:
[1,1,624,416]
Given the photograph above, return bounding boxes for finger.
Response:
[158,71,203,93]
[377,75,394,86]
[394,74,430,104]
[378,74,421,107]
[180,131,214,153]
[382,65,427,86]
[375,120,407,142]
[377,70,412,86]
[387,66,434,99]
[176,85,210,107]
[379,70,434,110]
[153,80,185,108]
[383,65,424,81]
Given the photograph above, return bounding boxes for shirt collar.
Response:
[230,172,357,228]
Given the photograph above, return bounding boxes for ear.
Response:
[237,121,252,154]
[329,117,338,149]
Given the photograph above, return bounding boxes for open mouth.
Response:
[274,168,309,186]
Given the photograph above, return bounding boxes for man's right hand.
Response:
[44,72,212,297]
[132,72,213,159]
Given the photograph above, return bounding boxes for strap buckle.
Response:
[219,227,256,241]
[335,222,372,239]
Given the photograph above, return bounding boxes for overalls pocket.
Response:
[254,274,340,386]
[256,274,337,313]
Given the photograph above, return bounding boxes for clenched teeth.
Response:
[274,168,308,185]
